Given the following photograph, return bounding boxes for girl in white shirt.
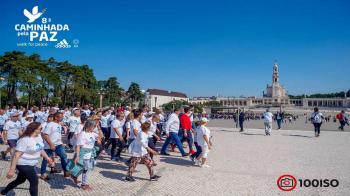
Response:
[1,122,54,196]
[125,122,160,182]
[74,119,102,191]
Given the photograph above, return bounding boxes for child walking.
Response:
[125,122,161,181]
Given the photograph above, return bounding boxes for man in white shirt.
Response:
[110,113,126,161]
[263,108,273,135]
[40,112,70,179]
[160,108,189,157]
[1,112,22,160]
[0,109,9,144]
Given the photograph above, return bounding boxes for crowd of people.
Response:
[0,104,213,195]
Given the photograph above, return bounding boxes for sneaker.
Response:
[194,159,201,166]
[190,156,195,162]
[64,171,71,178]
[1,151,6,160]
[201,164,211,168]
[125,176,136,182]
[39,174,50,181]
[150,175,161,181]
[81,184,92,191]
[182,153,190,157]
[160,152,170,156]
[71,176,80,184]
[170,145,175,152]
[100,150,107,155]
[189,150,196,155]
[50,167,59,174]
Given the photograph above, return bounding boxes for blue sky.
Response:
[1,0,350,97]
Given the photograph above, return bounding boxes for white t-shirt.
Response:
[263,112,273,123]
[130,119,141,139]
[35,111,46,123]
[16,135,44,166]
[21,119,33,130]
[69,116,81,133]
[76,131,98,159]
[148,121,157,138]
[110,119,124,139]
[0,114,8,126]
[4,120,22,140]
[100,115,109,128]
[42,122,63,149]
[82,109,91,117]
[197,125,211,147]
[130,131,149,157]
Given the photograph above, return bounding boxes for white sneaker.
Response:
[201,164,211,168]
[194,160,200,166]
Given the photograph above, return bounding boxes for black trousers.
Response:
[67,132,75,148]
[313,123,321,134]
[1,165,38,196]
[110,138,125,159]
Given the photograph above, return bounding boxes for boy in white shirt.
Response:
[263,108,273,136]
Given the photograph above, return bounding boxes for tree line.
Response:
[289,90,350,99]
[0,51,143,108]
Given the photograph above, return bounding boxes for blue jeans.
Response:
[161,132,186,155]
[40,145,68,175]
[277,119,282,129]
[178,130,194,152]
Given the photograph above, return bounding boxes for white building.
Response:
[144,89,189,109]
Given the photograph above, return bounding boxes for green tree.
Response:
[127,82,142,103]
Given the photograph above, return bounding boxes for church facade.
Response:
[213,63,350,108]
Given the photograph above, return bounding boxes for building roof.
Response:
[147,89,188,98]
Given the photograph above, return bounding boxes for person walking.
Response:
[69,119,102,190]
[40,112,70,180]
[161,108,189,157]
[336,110,347,131]
[1,122,54,196]
[263,108,273,136]
[125,122,160,182]
[311,107,324,137]
[276,111,284,130]
[179,107,195,155]
[110,113,126,161]
[1,112,22,160]
[238,109,245,132]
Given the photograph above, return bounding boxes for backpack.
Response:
[313,113,322,123]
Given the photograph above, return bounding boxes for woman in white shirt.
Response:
[125,122,160,182]
[1,122,54,196]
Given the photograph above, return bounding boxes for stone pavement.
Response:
[1,127,350,196]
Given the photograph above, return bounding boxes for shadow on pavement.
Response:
[96,161,128,171]
[160,156,193,167]
[99,170,149,181]
[240,132,266,136]
[44,174,79,189]
[281,134,313,138]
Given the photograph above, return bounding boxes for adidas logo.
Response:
[55,39,71,48]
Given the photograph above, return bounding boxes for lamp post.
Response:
[98,91,105,109]
[0,77,5,109]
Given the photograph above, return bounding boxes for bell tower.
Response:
[272,62,279,84]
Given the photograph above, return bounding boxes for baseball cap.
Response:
[201,118,209,123]
[26,114,35,118]
[10,112,20,117]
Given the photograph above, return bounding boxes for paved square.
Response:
[1,126,350,195]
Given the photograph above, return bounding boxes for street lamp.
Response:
[0,77,5,109]
[98,91,105,109]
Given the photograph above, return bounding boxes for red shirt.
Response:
[180,113,192,131]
